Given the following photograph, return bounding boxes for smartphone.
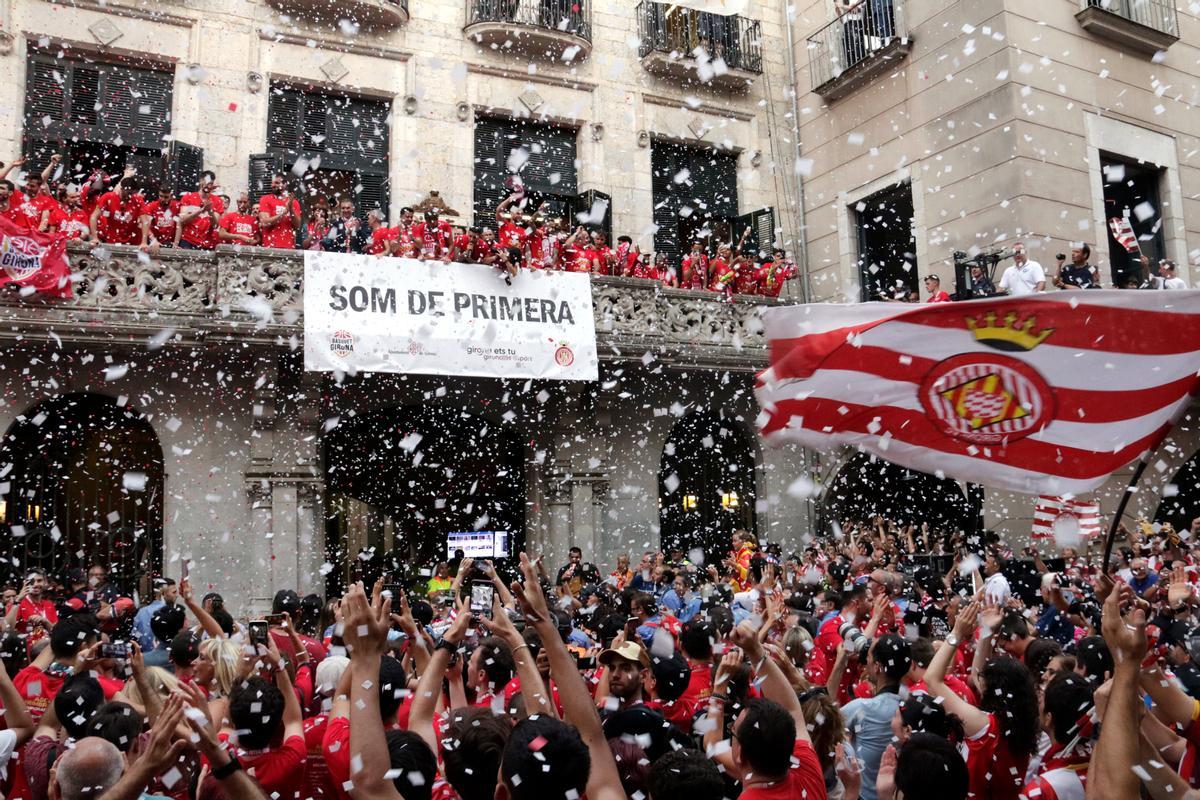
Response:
[382,584,404,599]
[181,559,189,581]
[249,620,269,646]
[575,654,597,670]
[100,641,129,659]
[624,616,639,637]
[470,580,495,618]
[264,613,286,626]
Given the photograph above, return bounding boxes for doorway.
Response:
[1101,154,1166,287]
[855,182,917,302]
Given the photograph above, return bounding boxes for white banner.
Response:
[303,252,598,381]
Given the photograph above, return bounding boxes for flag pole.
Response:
[1102,457,1150,575]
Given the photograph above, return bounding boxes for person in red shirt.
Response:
[526,212,560,270]
[560,226,593,273]
[90,178,144,245]
[219,191,259,246]
[681,241,710,290]
[48,186,92,241]
[15,173,60,232]
[13,613,101,723]
[0,179,27,227]
[138,183,179,251]
[5,571,58,638]
[924,273,952,302]
[176,171,224,250]
[496,193,529,267]
[471,226,500,266]
[708,244,736,295]
[411,210,455,261]
[391,206,417,258]
[366,209,398,255]
[816,586,870,704]
[258,172,302,249]
[614,235,641,277]
[589,231,615,276]
[322,653,411,800]
[757,248,798,298]
[733,255,760,295]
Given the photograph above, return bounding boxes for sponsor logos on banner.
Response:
[1,234,46,282]
[0,215,73,298]
[304,252,598,381]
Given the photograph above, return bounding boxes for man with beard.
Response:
[597,639,650,713]
[258,172,301,249]
[49,185,93,240]
[219,192,260,245]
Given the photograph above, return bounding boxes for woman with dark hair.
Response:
[924,601,1040,800]
[890,692,965,744]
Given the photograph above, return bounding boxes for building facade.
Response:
[789,0,1200,543]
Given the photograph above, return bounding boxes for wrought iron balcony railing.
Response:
[636,1,763,78]
[465,0,592,55]
[807,0,911,100]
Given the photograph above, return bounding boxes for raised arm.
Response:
[512,554,624,800]
[924,600,991,737]
[180,577,224,639]
[0,659,34,745]
[1088,585,1147,800]
[487,594,556,718]
[409,605,469,753]
[731,621,810,739]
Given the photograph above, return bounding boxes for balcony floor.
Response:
[464,21,592,61]
[640,50,759,91]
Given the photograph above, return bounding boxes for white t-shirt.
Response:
[999,261,1045,295]
[984,571,1012,605]
[1164,276,1187,290]
[0,729,17,779]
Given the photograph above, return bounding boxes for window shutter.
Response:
[472,116,577,225]
[355,171,389,220]
[26,60,67,125]
[651,141,682,267]
[303,94,329,152]
[99,66,137,134]
[165,141,204,193]
[267,89,303,152]
[348,98,389,169]
[126,150,165,186]
[248,153,283,205]
[572,190,611,241]
[135,69,173,148]
[753,207,776,258]
[70,66,101,126]
[473,118,507,226]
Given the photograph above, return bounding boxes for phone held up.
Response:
[470,580,495,619]
[249,619,270,647]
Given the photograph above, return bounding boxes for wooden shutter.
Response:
[267,89,303,152]
[69,66,100,126]
[473,117,507,226]
[25,60,67,127]
[650,140,682,267]
[165,141,203,193]
[248,153,283,204]
[134,69,173,148]
[355,171,389,220]
[126,150,165,186]
[732,207,775,259]
[473,116,577,225]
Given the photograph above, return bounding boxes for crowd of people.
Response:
[0,157,800,298]
[0,516,1191,800]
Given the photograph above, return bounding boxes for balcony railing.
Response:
[1076,0,1179,53]
[636,1,763,85]
[464,0,592,59]
[0,244,782,371]
[807,0,911,100]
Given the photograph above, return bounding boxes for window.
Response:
[855,182,916,301]
[650,140,738,267]
[473,116,578,227]
[1101,154,1165,287]
[258,84,390,218]
[24,52,173,182]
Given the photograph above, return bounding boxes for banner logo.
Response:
[554,345,575,367]
[330,330,355,357]
[0,234,45,282]
[920,353,1054,444]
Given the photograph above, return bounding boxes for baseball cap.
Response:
[599,640,650,668]
[649,650,691,703]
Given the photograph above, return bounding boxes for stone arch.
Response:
[0,393,164,591]
[820,452,974,534]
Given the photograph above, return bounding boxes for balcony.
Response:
[464,0,592,62]
[636,2,763,91]
[265,0,408,28]
[0,244,782,371]
[808,0,911,101]
[1076,0,1179,54]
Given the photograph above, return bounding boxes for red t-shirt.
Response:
[471,238,497,263]
[237,735,307,800]
[928,290,951,303]
[591,246,614,276]
[258,194,301,249]
[219,211,259,244]
[95,191,144,245]
[3,191,36,229]
[527,229,557,269]
[368,226,398,256]
[302,715,340,800]
[498,219,528,250]
[96,674,125,699]
[682,254,708,289]
[178,192,225,249]
[562,245,591,273]
[321,715,353,800]
[756,261,796,297]
[734,260,760,294]
[708,258,735,292]
[11,193,60,230]
[393,225,417,258]
[13,665,65,723]
[965,713,1031,800]
[412,220,453,259]
[12,597,57,634]
[49,206,91,239]
[140,199,179,244]
[737,738,827,800]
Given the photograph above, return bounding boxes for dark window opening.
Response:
[473,116,579,228]
[650,140,739,268]
[855,181,916,302]
[1101,154,1166,287]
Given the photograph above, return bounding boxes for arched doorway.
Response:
[0,393,164,591]
[820,452,973,534]
[658,412,757,567]
[323,405,525,594]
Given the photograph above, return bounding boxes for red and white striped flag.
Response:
[1032,496,1102,539]
[1108,217,1139,254]
[756,291,1200,495]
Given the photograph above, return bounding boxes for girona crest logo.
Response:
[0,235,45,282]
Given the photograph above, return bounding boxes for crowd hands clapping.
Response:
[0,159,799,298]
[0,516,1197,800]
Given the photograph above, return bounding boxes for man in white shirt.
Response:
[998,242,1046,295]
[1162,260,1188,289]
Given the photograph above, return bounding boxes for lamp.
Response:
[721,491,739,509]
[682,494,698,511]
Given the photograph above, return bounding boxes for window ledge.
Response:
[1075,5,1179,54]
[812,37,912,102]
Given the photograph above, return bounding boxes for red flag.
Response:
[1108,217,1139,254]
[0,215,73,298]
[1032,496,1101,539]
[756,292,1200,495]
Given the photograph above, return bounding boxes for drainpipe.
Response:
[782,1,813,304]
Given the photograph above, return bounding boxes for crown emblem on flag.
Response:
[965,312,1053,352]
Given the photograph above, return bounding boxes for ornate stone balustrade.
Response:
[0,243,784,369]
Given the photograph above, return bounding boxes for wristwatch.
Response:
[434,636,459,654]
[212,754,243,780]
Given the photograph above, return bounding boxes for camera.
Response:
[1056,253,1066,260]
[839,621,871,656]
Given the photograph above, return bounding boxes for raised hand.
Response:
[951,600,980,641]
[341,582,391,659]
[510,553,551,625]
